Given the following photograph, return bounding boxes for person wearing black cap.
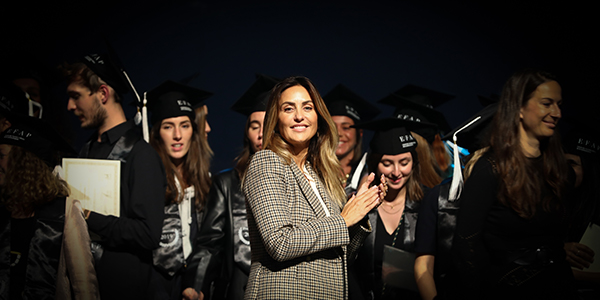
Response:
[379,85,454,179]
[242,76,386,299]
[350,118,427,300]
[451,69,576,299]
[324,84,380,198]
[146,80,218,300]
[0,81,30,133]
[0,116,93,299]
[207,73,277,300]
[63,54,167,299]
[413,105,497,300]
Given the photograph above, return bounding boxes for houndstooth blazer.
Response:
[242,150,371,300]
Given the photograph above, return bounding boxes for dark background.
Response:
[3,0,598,173]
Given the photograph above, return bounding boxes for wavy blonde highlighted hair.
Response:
[259,76,346,208]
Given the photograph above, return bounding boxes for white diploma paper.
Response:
[579,223,600,272]
[62,158,120,217]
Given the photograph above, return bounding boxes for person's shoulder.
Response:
[250,149,284,166]
[213,168,239,184]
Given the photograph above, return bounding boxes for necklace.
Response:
[378,204,402,214]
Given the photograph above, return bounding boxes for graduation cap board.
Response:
[354,117,436,155]
[390,84,455,108]
[80,53,132,97]
[563,127,600,158]
[0,115,76,167]
[442,102,498,152]
[379,84,454,136]
[146,80,212,126]
[323,84,380,123]
[231,74,280,116]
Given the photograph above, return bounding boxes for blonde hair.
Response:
[261,76,346,208]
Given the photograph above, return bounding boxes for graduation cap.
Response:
[146,80,213,125]
[323,84,380,123]
[0,115,76,167]
[563,127,600,159]
[379,84,454,135]
[354,117,436,155]
[442,102,497,152]
[80,53,131,96]
[231,74,280,116]
[0,82,30,118]
[390,84,455,108]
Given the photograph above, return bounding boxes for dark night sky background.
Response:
[3,0,598,173]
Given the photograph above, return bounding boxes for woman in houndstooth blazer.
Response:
[243,76,386,299]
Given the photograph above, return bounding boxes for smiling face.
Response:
[332,115,360,160]
[159,116,194,166]
[0,144,12,186]
[377,152,413,191]
[248,111,266,153]
[66,82,106,129]
[277,85,318,154]
[519,80,562,142]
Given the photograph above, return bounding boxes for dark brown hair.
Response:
[234,115,256,176]
[150,118,211,211]
[61,62,121,103]
[489,68,567,218]
[1,146,69,215]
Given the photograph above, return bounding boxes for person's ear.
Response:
[98,85,110,105]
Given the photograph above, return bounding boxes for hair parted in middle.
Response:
[261,75,346,208]
[150,116,211,211]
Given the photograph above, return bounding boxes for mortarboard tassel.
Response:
[449,116,481,201]
[142,92,149,143]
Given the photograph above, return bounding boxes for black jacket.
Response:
[208,169,250,300]
[0,198,65,300]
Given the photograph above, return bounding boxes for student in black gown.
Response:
[146,80,221,300]
[209,74,278,300]
[0,116,86,299]
[350,118,433,300]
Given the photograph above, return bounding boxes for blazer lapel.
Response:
[290,162,328,218]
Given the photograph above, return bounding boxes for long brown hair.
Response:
[1,146,69,214]
[412,131,442,188]
[488,69,567,218]
[259,76,346,208]
[367,150,424,202]
[150,118,211,211]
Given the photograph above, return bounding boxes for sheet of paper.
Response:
[62,158,120,217]
[382,245,417,291]
[579,223,600,272]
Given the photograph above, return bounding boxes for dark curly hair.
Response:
[1,146,69,215]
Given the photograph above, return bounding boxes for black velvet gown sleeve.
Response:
[414,185,441,255]
[451,156,497,296]
[183,172,228,295]
[86,141,166,250]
